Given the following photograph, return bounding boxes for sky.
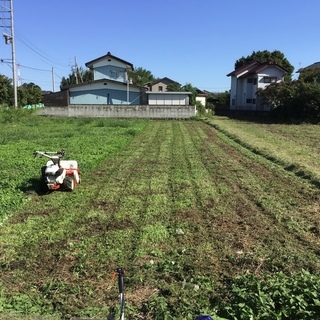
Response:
[0,0,319,93]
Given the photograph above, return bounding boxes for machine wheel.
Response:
[41,166,46,178]
[40,177,49,193]
[64,176,75,191]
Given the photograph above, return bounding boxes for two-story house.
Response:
[67,52,144,105]
[227,61,288,111]
[44,52,144,107]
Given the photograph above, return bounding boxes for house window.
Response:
[232,99,235,105]
[246,99,253,104]
[158,86,163,92]
[264,77,277,83]
[247,78,257,85]
[110,70,118,79]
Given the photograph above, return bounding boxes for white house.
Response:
[227,61,288,111]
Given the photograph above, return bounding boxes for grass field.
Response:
[205,116,320,184]
[0,110,320,319]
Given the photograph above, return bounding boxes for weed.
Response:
[0,114,320,318]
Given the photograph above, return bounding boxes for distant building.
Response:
[195,88,208,108]
[296,62,320,83]
[147,92,191,105]
[227,61,288,111]
[42,51,195,118]
[147,77,180,92]
[297,61,320,72]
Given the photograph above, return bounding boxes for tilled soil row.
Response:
[1,120,320,318]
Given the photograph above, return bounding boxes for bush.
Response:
[220,270,320,319]
[0,107,35,124]
[258,80,320,121]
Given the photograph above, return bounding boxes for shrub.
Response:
[220,269,320,319]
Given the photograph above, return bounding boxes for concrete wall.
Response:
[38,105,196,119]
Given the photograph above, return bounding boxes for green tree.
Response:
[298,67,320,83]
[128,67,155,86]
[81,68,94,82]
[166,81,182,92]
[257,81,293,111]
[257,80,320,119]
[207,91,230,108]
[18,83,43,106]
[235,50,294,82]
[0,74,14,106]
[60,67,93,87]
[180,83,197,105]
[289,81,320,118]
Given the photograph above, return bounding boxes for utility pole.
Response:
[52,67,55,92]
[0,0,17,107]
[73,56,78,84]
[126,65,130,104]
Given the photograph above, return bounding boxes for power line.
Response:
[0,19,70,70]
[54,73,63,80]
[21,77,53,84]
[0,3,72,92]
[19,64,51,72]
[15,35,67,69]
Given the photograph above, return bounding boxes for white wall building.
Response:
[227,61,288,111]
[147,92,191,105]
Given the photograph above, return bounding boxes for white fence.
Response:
[38,105,196,119]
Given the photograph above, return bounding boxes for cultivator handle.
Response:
[33,150,65,159]
[33,150,65,166]
[115,268,125,294]
[112,268,125,320]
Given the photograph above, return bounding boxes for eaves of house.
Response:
[152,77,179,86]
[61,78,142,91]
[226,61,258,77]
[85,51,134,70]
[238,63,288,78]
[227,61,288,78]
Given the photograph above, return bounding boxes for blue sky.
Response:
[0,0,319,92]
